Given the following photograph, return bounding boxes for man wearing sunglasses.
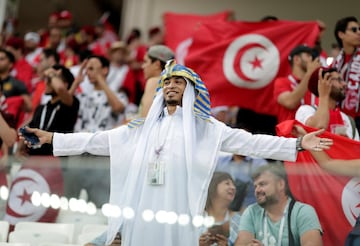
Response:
[332,16,360,133]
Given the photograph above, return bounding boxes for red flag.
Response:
[164,11,232,64]
[185,20,319,115]
[4,156,64,227]
[277,120,360,245]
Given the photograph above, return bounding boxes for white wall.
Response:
[121,0,360,53]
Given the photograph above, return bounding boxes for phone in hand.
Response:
[208,224,229,237]
[19,127,40,146]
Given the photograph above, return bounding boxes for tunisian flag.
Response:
[164,11,233,64]
[276,120,360,246]
[4,156,64,227]
[185,20,319,115]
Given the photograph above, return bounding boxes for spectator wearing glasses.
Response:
[296,67,359,140]
[332,16,360,132]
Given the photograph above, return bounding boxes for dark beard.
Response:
[330,89,346,102]
[257,194,278,208]
[45,91,57,97]
[166,99,180,106]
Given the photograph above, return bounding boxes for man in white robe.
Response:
[21,60,332,246]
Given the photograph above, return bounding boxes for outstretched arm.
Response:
[311,150,360,177]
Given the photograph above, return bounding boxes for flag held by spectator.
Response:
[277,120,360,245]
[185,20,319,115]
[164,11,233,64]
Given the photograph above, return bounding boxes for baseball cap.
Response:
[288,45,313,62]
[24,32,40,44]
[59,10,72,20]
[308,67,338,97]
[147,45,174,63]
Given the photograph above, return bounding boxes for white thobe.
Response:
[53,107,297,246]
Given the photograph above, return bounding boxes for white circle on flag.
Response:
[342,177,360,226]
[223,34,280,89]
[5,169,50,224]
[176,38,193,65]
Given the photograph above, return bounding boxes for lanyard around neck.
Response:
[262,201,289,246]
[39,104,60,130]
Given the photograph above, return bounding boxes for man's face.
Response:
[0,52,12,74]
[297,52,313,72]
[254,171,282,208]
[85,58,106,83]
[142,54,160,80]
[163,76,187,106]
[340,21,360,47]
[329,71,347,101]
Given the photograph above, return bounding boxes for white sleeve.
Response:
[220,124,297,162]
[295,105,316,124]
[53,130,110,156]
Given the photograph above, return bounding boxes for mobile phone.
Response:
[208,225,229,237]
[19,127,40,146]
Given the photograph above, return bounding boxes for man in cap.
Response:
[24,32,43,68]
[296,67,359,140]
[274,45,321,123]
[21,60,332,246]
[107,41,136,104]
[139,44,174,117]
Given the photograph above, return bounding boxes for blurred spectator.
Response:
[148,26,164,46]
[72,55,128,132]
[46,27,66,53]
[5,36,33,92]
[139,44,174,117]
[61,37,79,68]
[16,65,79,156]
[127,28,148,104]
[296,67,359,140]
[0,48,31,113]
[107,41,135,103]
[57,10,73,31]
[32,48,60,111]
[332,16,360,132]
[274,45,321,123]
[24,32,43,69]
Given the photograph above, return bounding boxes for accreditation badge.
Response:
[147,161,165,185]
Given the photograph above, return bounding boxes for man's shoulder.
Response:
[292,200,317,215]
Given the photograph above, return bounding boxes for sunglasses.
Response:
[347,26,360,33]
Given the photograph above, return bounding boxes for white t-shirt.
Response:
[295,105,359,140]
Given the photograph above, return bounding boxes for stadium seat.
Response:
[13,221,75,243]
[8,231,68,246]
[0,220,9,242]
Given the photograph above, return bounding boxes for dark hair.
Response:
[52,64,74,89]
[308,67,338,97]
[42,48,60,64]
[260,15,278,22]
[148,55,166,70]
[205,172,234,210]
[0,48,15,64]
[88,55,110,68]
[252,163,293,198]
[334,16,358,48]
[78,49,93,62]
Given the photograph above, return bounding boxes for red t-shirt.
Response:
[274,74,318,123]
